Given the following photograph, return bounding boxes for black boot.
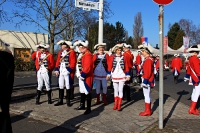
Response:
[126,85,131,102]
[123,85,127,100]
[174,76,178,84]
[75,93,85,110]
[54,89,64,106]
[156,73,159,81]
[84,93,91,115]
[36,90,41,105]
[70,86,74,100]
[47,90,52,104]
[66,89,72,107]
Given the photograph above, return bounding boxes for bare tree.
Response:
[0,0,8,24]
[133,12,143,49]
[179,19,198,45]
[56,0,113,42]
[11,0,77,54]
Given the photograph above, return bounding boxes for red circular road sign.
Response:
[153,0,173,5]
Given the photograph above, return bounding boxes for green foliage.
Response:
[173,30,186,50]
[126,36,133,46]
[104,23,117,50]
[86,21,126,51]
[14,57,35,71]
[86,23,98,51]
[167,22,181,48]
[115,21,126,43]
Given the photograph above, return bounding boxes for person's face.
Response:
[61,45,69,50]
[116,48,122,55]
[141,49,147,57]
[39,47,45,53]
[98,46,105,53]
[123,47,128,51]
[78,46,86,53]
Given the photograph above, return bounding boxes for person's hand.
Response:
[106,75,110,80]
[55,71,59,77]
[126,77,130,81]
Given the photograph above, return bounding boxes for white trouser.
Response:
[143,86,151,103]
[95,79,107,94]
[113,81,125,98]
[174,68,178,76]
[79,79,88,95]
[37,70,50,91]
[59,74,70,89]
[191,85,200,102]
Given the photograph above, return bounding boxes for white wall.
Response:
[0,30,49,54]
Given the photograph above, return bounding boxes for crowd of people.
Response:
[30,40,197,117]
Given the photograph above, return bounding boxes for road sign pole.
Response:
[158,5,164,129]
[98,0,103,43]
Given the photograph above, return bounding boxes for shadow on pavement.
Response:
[43,104,105,133]
[121,87,143,111]
[152,94,170,114]
[164,90,189,127]
[11,110,32,124]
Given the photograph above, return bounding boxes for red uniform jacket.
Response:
[171,57,182,75]
[35,51,55,72]
[123,50,134,71]
[80,50,94,91]
[93,53,109,71]
[155,59,159,72]
[188,55,200,86]
[31,51,39,61]
[164,60,169,67]
[135,54,141,74]
[142,56,154,87]
[107,54,130,76]
[55,49,77,86]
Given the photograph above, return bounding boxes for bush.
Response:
[14,57,35,71]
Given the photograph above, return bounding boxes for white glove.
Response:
[184,77,189,82]
[141,83,148,88]
[79,76,85,81]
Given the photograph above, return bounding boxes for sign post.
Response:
[75,0,104,44]
[98,0,103,43]
[153,0,173,130]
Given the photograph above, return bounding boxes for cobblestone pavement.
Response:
[10,77,200,133]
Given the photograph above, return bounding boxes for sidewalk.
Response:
[10,83,200,133]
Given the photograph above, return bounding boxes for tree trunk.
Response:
[49,35,54,54]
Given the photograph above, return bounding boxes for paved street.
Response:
[10,71,200,133]
[11,113,74,133]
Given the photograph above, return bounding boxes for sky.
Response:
[0,0,200,47]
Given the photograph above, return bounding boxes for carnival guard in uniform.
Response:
[154,55,159,81]
[171,54,182,84]
[54,40,77,107]
[138,43,154,116]
[107,43,130,111]
[122,43,134,101]
[93,43,109,105]
[74,40,93,115]
[35,43,55,105]
[186,45,200,115]
[135,50,142,83]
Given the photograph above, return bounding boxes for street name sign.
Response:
[153,0,173,5]
[75,0,99,10]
